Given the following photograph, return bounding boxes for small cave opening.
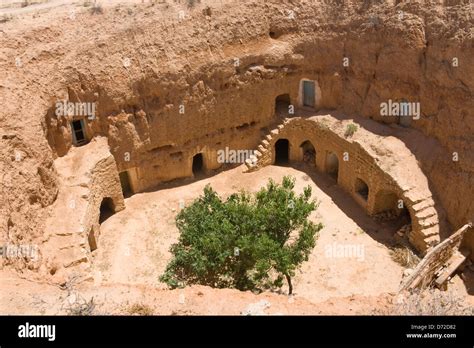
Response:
[398,205,411,224]
[99,197,116,224]
[325,152,339,181]
[192,153,205,176]
[269,29,283,39]
[300,140,316,165]
[274,139,290,165]
[373,191,412,228]
[275,93,292,117]
[355,178,369,201]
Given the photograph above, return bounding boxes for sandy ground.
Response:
[92,164,404,301]
[0,0,230,21]
[1,164,472,315]
[0,266,395,315]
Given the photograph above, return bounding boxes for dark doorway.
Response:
[119,171,132,197]
[99,197,115,224]
[300,140,316,165]
[274,139,289,165]
[70,119,87,146]
[325,152,339,181]
[355,178,369,201]
[398,205,411,224]
[275,94,291,116]
[374,191,399,215]
[192,153,204,176]
[373,190,412,225]
[302,80,315,107]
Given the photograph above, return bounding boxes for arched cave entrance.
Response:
[373,190,411,226]
[99,197,116,224]
[325,152,339,181]
[300,140,316,165]
[355,178,369,201]
[274,139,290,165]
[275,94,291,117]
[192,153,205,176]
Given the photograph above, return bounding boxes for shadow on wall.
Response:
[297,164,407,247]
[139,154,239,194]
[322,110,450,239]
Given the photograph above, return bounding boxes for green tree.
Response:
[160,176,322,294]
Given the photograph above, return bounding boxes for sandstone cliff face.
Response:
[0,0,472,270]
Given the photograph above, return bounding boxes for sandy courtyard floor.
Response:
[92,164,404,304]
[2,163,473,315]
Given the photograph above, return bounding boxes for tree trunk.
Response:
[285,274,293,295]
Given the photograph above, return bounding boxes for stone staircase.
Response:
[242,115,444,254]
[406,194,441,251]
[42,185,91,276]
[41,137,125,283]
[245,118,292,172]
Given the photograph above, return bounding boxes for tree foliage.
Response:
[160,176,322,294]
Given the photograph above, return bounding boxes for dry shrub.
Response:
[344,123,358,138]
[127,303,154,316]
[393,288,473,315]
[390,245,420,268]
[64,296,95,316]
